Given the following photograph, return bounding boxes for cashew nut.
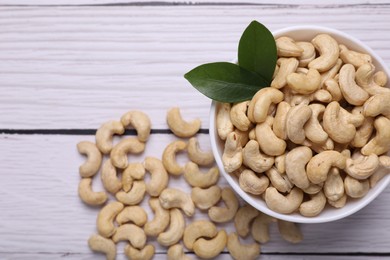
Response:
[338,64,369,106]
[285,146,312,189]
[265,187,304,214]
[370,169,388,188]
[242,140,274,173]
[273,101,291,140]
[299,191,326,217]
[234,204,259,237]
[323,101,364,143]
[302,182,324,195]
[217,103,234,140]
[159,188,195,217]
[324,168,345,201]
[230,101,251,131]
[227,232,260,260]
[144,198,170,237]
[222,132,243,173]
[320,58,342,88]
[297,41,316,67]
[101,159,122,194]
[286,103,312,144]
[157,208,185,247]
[167,107,201,138]
[162,140,187,176]
[144,156,169,196]
[116,181,146,205]
[307,150,347,184]
[183,220,217,250]
[184,162,219,188]
[234,128,250,147]
[363,92,390,119]
[193,230,227,259]
[361,116,390,155]
[124,244,155,260]
[352,106,374,148]
[303,138,334,154]
[88,234,116,260]
[287,68,321,94]
[97,201,124,238]
[356,63,390,95]
[239,169,269,195]
[208,187,239,223]
[374,70,388,87]
[276,36,304,57]
[78,178,108,206]
[255,116,286,156]
[370,155,390,187]
[266,167,293,193]
[124,163,146,180]
[191,185,221,210]
[110,137,145,169]
[122,162,145,192]
[95,120,125,154]
[251,212,275,244]
[247,87,284,123]
[116,205,147,226]
[345,151,379,179]
[120,110,151,142]
[304,103,328,144]
[275,153,286,174]
[187,137,214,166]
[77,141,102,178]
[339,44,372,68]
[167,244,191,260]
[324,78,343,102]
[309,34,339,72]
[112,224,146,249]
[271,58,299,89]
[277,220,303,244]
[328,193,347,208]
[344,175,370,198]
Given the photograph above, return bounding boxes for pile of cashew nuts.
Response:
[218,33,390,217]
[77,108,303,260]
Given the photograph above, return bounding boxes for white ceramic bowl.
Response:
[210,25,390,223]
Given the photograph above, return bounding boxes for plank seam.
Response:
[0,128,209,135]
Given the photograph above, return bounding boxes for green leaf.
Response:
[184,62,268,103]
[238,20,277,83]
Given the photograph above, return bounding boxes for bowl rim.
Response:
[209,25,390,223]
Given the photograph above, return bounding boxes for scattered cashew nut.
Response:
[184,162,219,188]
[227,232,260,260]
[110,137,145,169]
[167,107,201,138]
[77,141,102,178]
[78,178,108,206]
[159,188,195,217]
[95,120,125,154]
[120,110,151,142]
[208,187,239,223]
[88,234,116,260]
[162,140,188,176]
[96,201,124,238]
[187,137,214,166]
[157,208,186,247]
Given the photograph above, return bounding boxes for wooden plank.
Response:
[0,0,389,6]
[0,134,390,255]
[0,6,390,129]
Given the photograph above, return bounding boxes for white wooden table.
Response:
[1,1,390,259]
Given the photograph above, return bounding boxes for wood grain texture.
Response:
[0,0,389,6]
[0,134,389,257]
[0,5,390,129]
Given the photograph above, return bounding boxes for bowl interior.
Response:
[209,26,390,223]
